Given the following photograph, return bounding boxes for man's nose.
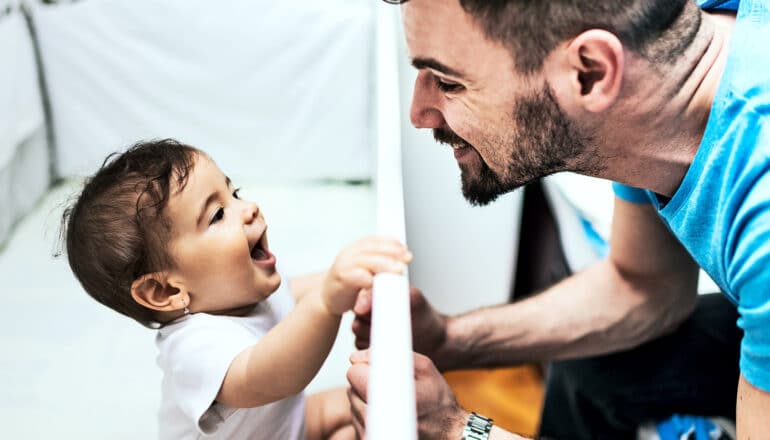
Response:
[409,71,445,129]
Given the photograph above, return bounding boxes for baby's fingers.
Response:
[352,254,408,276]
[354,237,412,261]
[338,267,375,290]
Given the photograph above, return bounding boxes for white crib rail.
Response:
[366,4,417,440]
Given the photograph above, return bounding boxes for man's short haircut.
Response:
[60,139,199,328]
[388,0,702,74]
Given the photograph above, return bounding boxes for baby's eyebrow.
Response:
[196,192,218,226]
[196,175,233,226]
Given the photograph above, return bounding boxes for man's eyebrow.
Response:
[196,175,232,226]
[411,57,466,79]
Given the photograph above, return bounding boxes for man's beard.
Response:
[434,85,600,206]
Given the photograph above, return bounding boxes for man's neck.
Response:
[597,10,735,197]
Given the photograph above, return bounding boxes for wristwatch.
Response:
[462,412,494,440]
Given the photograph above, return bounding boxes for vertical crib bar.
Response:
[366,4,417,440]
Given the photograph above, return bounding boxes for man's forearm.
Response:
[436,260,697,370]
[490,427,530,440]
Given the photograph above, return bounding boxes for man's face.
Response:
[403,0,593,205]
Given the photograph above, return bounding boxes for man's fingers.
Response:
[409,285,428,308]
[347,352,371,401]
[351,319,371,349]
[412,352,435,375]
[347,386,367,437]
[349,349,370,364]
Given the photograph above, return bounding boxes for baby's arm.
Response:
[215,237,411,409]
[289,271,327,303]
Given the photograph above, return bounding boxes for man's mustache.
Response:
[433,127,473,149]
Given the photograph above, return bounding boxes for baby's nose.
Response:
[242,201,259,222]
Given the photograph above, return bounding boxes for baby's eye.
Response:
[433,76,463,93]
[210,207,224,225]
[232,187,242,200]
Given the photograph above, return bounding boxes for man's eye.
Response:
[434,76,462,93]
[210,207,224,225]
[232,187,242,200]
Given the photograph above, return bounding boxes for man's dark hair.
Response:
[60,139,199,328]
[387,0,701,74]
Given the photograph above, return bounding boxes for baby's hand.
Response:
[321,236,412,316]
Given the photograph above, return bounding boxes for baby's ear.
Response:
[131,273,188,312]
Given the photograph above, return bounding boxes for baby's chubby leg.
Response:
[305,387,356,440]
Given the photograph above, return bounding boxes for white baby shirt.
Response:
[155,281,305,439]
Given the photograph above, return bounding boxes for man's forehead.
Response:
[402,0,506,79]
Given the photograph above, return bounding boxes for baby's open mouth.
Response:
[250,233,270,261]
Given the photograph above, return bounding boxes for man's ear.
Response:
[131,272,189,313]
[563,29,624,113]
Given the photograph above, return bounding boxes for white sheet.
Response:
[25,0,374,180]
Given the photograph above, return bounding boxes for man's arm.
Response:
[433,198,700,369]
[737,375,770,439]
[349,200,701,438]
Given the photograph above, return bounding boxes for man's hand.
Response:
[346,350,468,439]
[322,237,412,316]
[352,286,455,369]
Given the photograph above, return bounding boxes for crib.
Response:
[0,0,524,437]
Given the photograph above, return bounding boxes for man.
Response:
[347,0,769,438]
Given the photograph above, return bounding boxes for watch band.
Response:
[462,412,494,440]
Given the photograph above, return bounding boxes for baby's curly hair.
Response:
[61,139,199,328]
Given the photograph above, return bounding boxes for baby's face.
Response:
[163,154,281,315]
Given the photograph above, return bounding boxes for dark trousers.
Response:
[537,293,742,440]
[514,182,742,440]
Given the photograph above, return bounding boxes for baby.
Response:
[61,139,411,439]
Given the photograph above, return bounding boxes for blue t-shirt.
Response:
[613,0,770,391]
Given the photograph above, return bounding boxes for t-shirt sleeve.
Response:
[158,316,257,435]
[612,182,652,204]
[729,172,770,391]
[697,0,740,11]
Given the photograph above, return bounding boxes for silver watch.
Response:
[462,412,494,440]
